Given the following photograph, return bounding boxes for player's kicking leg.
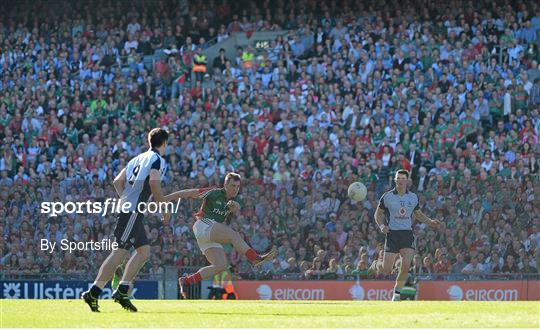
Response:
[212,222,276,264]
[82,248,129,312]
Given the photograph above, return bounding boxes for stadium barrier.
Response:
[1,267,185,300]
[234,280,540,301]
[0,279,161,299]
[3,273,537,301]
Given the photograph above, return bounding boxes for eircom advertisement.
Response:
[419,281,539,301]
[236,281,396,301]
[1,280,158,299]
[235,280,540,301]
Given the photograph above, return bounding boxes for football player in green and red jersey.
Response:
[170,172,275,298]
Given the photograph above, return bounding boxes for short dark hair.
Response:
[395,169,410,178]
[225,172,242,182]
[148,128,169,148]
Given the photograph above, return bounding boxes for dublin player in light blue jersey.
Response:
[82,128,177,312]
[370,169,441,301]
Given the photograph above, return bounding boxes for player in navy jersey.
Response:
[82,128,177,312]
[370,169,441,301]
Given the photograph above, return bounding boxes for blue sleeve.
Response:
[150,156,161,170]
[378,194,387,211]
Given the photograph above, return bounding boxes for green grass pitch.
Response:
[2,300,539,328]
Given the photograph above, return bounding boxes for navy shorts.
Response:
[384,230,415,253]
[113,212,149,249]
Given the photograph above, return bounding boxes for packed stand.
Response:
[0,0,539,280]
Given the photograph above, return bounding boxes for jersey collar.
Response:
[392,188,410,194]
[220,188,232,200]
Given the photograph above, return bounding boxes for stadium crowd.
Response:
[0,0,539,281]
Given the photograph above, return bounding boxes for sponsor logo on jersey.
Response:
[212,208,228,216]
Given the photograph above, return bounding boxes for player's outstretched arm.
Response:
[113,168,126,197]
[413,209,442,228]
[164,188,208,202]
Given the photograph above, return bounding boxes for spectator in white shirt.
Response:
[462,256,485,275]
[503,85,513,118]
[124,34,139,54]
[126,18,141,36]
